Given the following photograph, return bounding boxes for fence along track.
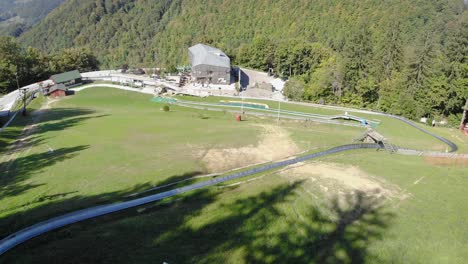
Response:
[0,91,39,133]
[387,115,458,152]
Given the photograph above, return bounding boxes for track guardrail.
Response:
[387,115,458,152]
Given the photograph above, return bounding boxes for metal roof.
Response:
[50,70,81,84]
[189,44,230,68]
[47,83,67,94]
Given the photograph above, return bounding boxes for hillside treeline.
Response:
[0,36,98,94]
[13,0,468,123]
[0,0,64,36]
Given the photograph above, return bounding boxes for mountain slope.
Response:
[20,0,182,66]
[18,0,467,121]
[19,0,464,67]
[0,0,65,36]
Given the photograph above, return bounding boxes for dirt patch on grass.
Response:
[281,162,408,201]
[424,155,468,167]
[196,124,300,172]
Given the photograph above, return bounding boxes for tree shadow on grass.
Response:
[21,108,99,127]
[0,108,105,154]
[2,180,394,263]
[16,108,108,142]
[243,190,395,264]
[154,184,395,264]
[0,145,90,202]
[0,108,109,202]
[36,114,109,134]
[0,129,46,155]
[0,171,207,240]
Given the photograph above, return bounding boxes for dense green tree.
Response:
[342,21,373,86]
[374,21,404,81]
[49,48,99,73]
[23,47,50,83]
[377,72,406,113]
[283,78,305,101]
[442,15,468,118]
[0,37,99,94]
[304,56,342,101]
[237,36,275,71]
[0,36,22,93]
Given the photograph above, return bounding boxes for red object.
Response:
[49,89,66,97]
[236,114,242,122]
[462,126,468,136]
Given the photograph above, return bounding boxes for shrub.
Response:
[163,105,170,112]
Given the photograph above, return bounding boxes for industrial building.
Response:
[188,44,231,85]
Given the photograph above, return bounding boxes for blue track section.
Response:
[0,143,382,255]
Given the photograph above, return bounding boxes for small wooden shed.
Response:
[47,84,67,97]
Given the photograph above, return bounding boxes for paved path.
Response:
[0,84,41,112]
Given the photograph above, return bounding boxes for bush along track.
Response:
[0,97,459,256]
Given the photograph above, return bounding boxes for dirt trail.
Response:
[197,124,300,172]
[281,162,409,201]
[0,98,56,172]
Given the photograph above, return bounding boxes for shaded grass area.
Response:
[0,87,364,239]
[317,151,468,263]
[0,89,256,236]
[0,94,45,153]
[2,174,394,264]
[0,145,89,204]
[3,150,465,263]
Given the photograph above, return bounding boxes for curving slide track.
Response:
[0,86,459,256]
[0,144,384,255]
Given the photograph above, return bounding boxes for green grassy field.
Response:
[174,95,452,151]
[0,88,365,238]
[1,87,466,263]
[3,151,466,263]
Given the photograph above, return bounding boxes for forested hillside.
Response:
[15,0,468,122]
[0,0,64,36]
[0,36,98,94]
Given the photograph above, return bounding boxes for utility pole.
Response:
[239,67,241,90]
[460,99,468,130]
[19,88,27,116]
[241,91,244,114]
[15,72,27,116]
[15,72,20,91]
[277,98,281,125]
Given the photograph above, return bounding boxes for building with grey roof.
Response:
[189,44,231,84]
[50,70,82,87]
